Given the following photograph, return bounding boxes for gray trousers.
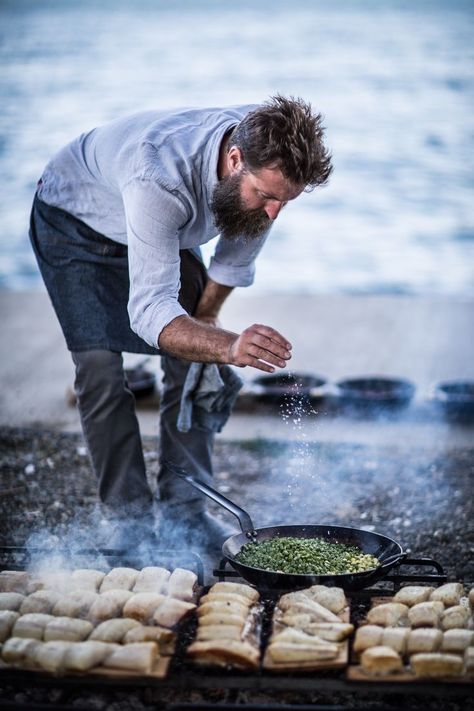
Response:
[71,350,215,517]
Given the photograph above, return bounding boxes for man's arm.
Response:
[193,277,233,327]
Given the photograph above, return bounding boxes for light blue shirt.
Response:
[38,105,269,348]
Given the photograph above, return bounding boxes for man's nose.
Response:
[264,200,283,220]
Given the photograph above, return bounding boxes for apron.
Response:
[29,194,207,354]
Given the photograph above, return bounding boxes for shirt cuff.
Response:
[207,258,256,287]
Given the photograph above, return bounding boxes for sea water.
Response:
[0,0,473,295]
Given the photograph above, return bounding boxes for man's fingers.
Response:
[247,333,291,361]
[246,343,288,368]
[246,324,292,351]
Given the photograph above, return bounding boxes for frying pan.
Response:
[165,462,406,590]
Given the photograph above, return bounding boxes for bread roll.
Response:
[0,571,38,595]
[2,637,41,665]
[382,627,409,655]
[90,618,141,643]
[439,604,470,630]
[167,568,197,601]
[209,582,259,602]
[441,628,473,653]
[20,590,61,615]
[44,616,93,642]
[408,601,444,628]
[70,568,105,592]
[153,598,196,628]
[270,627,337,648]
[102,641,157,673]
[196,601,249,619]
[0,592,25,611]
[353,625,384,653]
[198,612,245,629]
[366,603,408,627]
[34,640,71,672]
[63,640,115,671]
[122,593,166,624]
[196,624,244,642]
[187,639,260,668]
[36,571,71,593]
[52,590,98,618]
[360,645,403,675]
[99,567,139,592]
[410,652,463,677]
[12,613,54,640]
[406,628,443,654]
[133,567,170,594]
[393,586,434,607]
[278,592,340,623]
[464,646,474,673]
[87,589,133,622]
[199,592,252,608]
[302,585,348,614]
[0,610,19,642]
[123,624,174,649]
[430,583,464,608]
[267,641,338,663]
[295,621,354,642]
[468,588,474,609]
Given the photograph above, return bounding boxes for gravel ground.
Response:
[0,426,473,710]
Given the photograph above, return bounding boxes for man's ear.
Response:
[227,146,244,175]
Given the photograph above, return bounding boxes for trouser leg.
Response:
[71,349,153,514]
[157,353,214,511]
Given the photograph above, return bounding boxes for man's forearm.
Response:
[158,315,238,363]
[193,278,233,321]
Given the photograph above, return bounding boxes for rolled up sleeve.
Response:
[123,179,189,348]
[207,229,271,287]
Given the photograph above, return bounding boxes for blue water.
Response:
[1,0,473,296]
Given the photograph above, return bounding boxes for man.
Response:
[29,95,332,553]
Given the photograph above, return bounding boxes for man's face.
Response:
[211,164,304,241]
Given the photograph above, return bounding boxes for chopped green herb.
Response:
[235,536,379,575]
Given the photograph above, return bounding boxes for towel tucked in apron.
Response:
[29,193,207,354]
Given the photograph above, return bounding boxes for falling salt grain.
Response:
[24,463,35,475]
[76,446,88,456]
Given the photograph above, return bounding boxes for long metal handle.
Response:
[164,461,257,537]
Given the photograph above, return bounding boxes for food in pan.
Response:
[153,598,196,628]
[166,567,197,601]
[2,637,41,665]
[123,592,166,623]
[187,639,260,668]
[52,590,98,618]
[235,536,379,575]
[87,589,133,622]
[440,628,473,653]
[439,604,470,630]
[63,640,115,671]
[0,592,25,611]
[20,590,62,615]
[12,612,54,640]
[132,567,170,594]
[393,585,435,607]
[0,610,19,642]
[406,628,443,654]
[408,601,444,628]
[102,641,158,673]
[99,567,139,592]
[70,568,105,592]
[430,582,464,608]
[360,645,403,675]
[44,616,93,642]
[410,652,464,677]
[90,618,142,643]
[366,602,408,627]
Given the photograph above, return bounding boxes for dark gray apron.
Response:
[29,194,207,354]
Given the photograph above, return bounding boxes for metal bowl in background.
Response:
[433,380,474,422]
[124,366,156,399]
[249,372,328,406]
[334,375,416,414]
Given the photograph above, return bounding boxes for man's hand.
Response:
[228,324,292,372]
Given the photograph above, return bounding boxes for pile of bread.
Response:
[186,582,354,670]
[0,565,197,674]
[264,585,354,669]
[354,583,474,678]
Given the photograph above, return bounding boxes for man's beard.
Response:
[211,172,270,241]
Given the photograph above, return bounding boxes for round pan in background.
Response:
[433,380,474,422]
[124,366,156,399]
[249,372,327,405]
[334,375,416,413]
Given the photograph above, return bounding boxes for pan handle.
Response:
[380,552,406,568]
[164,461,258,538]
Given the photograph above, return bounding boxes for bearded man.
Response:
[29,95,332,553]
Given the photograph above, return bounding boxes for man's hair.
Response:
[229,95,333,190]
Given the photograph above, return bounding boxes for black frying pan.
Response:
[165,462,406,591]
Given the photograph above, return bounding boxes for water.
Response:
[1,0,473,296]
